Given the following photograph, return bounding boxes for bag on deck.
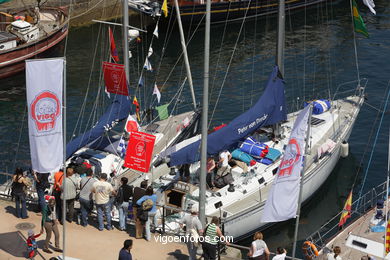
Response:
[304,99,331,115]
[231,149,254,165]
[239,137,269,159]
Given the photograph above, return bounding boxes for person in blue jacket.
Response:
[136,186,157,241]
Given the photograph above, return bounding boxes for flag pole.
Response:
[62,57,67,260]
[291,104,312,259]
[385,127,390,257]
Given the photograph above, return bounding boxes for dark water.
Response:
[1,0,390,256]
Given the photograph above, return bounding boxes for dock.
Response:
[0,199,187,260]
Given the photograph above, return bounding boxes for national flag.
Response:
[352,0,369,38]
[26,58,64,173]
[153,83,161,103]
[102,62,129,96]
[108,27,119,62]
[153,24,159,38]
[143,57,153,71]
[262,105,311,222]
[338,191,352,227]
[363,0,376,15]
[162,0,168,17]
[117,136,127,158]
[133,96,141,121]
[386,219,390,253]
[148,47,153,57]
[124,114,140,134]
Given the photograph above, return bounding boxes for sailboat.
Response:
[305,99,390,259]
[64,1,201,185]
[150,0,366,240]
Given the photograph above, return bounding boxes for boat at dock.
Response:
[0,5,68,79]
[128,0,337,24]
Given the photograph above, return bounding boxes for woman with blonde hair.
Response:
[327,246,342,260]
[248,231,270,260]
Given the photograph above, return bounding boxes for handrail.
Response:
[305,181,387,250]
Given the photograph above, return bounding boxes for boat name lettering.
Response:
[237,114,268,135]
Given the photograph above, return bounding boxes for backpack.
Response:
[142,199,154,211]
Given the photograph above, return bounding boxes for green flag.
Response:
[156,104,169,120]
[352,0,369,38]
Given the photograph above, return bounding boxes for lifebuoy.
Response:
[302,241,319,259]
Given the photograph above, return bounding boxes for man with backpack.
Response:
[132,180,147,238]
[179,205,203,260]
[136,186,157,241]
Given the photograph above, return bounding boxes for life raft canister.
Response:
[302,241,319,259]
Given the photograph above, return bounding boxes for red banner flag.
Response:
[338,191,352,227]
[386,220,390,253]
[109,27,119,63]
[102,62,129,96]
[124,131,156,172]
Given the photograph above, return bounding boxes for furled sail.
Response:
[168,66,286,166]
[66,94,131,158]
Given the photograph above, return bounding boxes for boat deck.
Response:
[319,204,388,259]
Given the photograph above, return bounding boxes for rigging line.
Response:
[63,0,74,57]
[303,0,307,102]
[13,105,27,170]
[357,87,390,208]
[209,0,253,126]
[250,0,260,107]
[209,1,232,108]
[349,0,361,86]
[70,14,104,140]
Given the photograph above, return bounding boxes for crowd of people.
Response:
[10,165,157,259]
[12,165,297,260]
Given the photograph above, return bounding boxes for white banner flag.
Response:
[153,83,161,103]
[26,58,64,173]
[363,0,376,15]
[262,105,311,222]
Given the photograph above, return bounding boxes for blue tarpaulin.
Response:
[66,94,131,158]
[168,66,287,166]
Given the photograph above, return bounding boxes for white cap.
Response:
[190,204,198,213]
[144,175,149,180]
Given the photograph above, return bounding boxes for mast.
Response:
[274,0,285,138]
[62,58,67,260]
[199,0,211,227]
[276,0,285,77]
[291,104,312,259]
[123,0,130,80]
[173,0,197,109]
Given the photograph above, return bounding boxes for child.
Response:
[27,229,43,259]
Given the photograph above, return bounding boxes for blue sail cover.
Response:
[169,66,287,166]
[66,95,131,158]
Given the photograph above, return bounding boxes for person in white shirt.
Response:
[272,247,287,260]
[217,150,231,177]
[327,246,342,260]
[92,173,116,231]
[247,231,270,260]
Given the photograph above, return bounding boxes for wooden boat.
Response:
[0,6,68,79]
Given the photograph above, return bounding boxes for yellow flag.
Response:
[162,0,168,17]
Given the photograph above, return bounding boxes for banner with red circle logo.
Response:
[103,62,129,96]
[124,131,156,173]
[26,58,64,173]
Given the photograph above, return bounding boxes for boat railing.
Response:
[305,180,387,251]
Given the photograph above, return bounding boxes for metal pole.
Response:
[62,58,67,260]
[199,0,211,228]
[123,0,130,81]
[174,0,197,110]
[384,127,390,258]
[276,0,285,77]
[292,104,312,259]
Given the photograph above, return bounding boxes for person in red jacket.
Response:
[26,229,43,259]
